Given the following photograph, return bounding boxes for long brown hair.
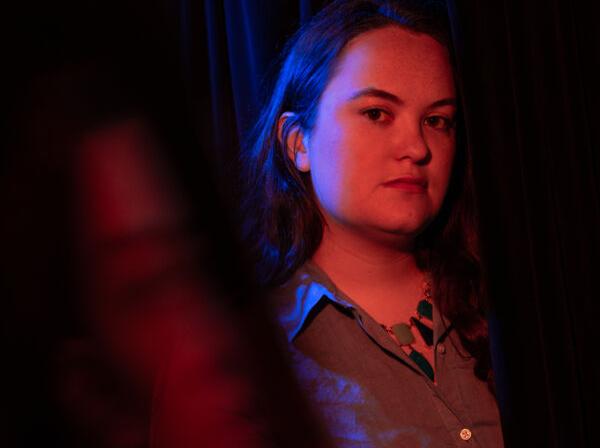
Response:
[241,0,493,389]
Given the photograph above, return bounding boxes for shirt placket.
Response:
[350,304,483,448]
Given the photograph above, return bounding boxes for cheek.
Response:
[307,107,383,217]
[308,136,348,209]
[307,117,352,200]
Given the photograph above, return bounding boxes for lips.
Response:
[382,176,428,191]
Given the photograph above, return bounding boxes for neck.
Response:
[311,221,425,325]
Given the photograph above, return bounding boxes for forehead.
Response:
[322,25,454,103]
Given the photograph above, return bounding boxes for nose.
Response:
[392,117,430,163]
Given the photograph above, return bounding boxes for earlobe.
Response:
[278,112,310,172]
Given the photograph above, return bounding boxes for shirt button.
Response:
[459,428,472,441]
[436,344,446,354]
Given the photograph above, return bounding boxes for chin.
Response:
[370,220,429,243]
[378,214,431,234]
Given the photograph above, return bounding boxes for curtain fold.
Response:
[451,1,600,446]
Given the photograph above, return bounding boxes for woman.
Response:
[241,1,504,446]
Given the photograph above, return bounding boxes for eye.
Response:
[362,108,391,124]
[423,115,454,132]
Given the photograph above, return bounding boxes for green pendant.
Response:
[409,349,435,381]
[391,323,415,345]
[417,299,432,320]
[410,316,434,346]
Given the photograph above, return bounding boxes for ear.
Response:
[278,112,310,172]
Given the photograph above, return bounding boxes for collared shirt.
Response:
[270,262,504,448]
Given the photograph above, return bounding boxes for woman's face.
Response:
[299,25,456,245]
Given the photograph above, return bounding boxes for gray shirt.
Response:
[270,262,504,448]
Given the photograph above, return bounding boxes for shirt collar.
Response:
[270,261,353,342]
[270,261,452,344]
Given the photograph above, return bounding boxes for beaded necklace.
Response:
[381,277,435,381]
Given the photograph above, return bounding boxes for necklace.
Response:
[381,276,435,381]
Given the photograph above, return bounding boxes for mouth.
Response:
[382,176,428,192]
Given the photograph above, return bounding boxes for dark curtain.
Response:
[183,0,327,199]
[451,1,600,447]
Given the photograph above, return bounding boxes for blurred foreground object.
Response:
[74,119,330,447]
[2,66,329,445]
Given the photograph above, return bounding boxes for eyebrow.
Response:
[348,87,402,104]
[428,98,457,108]
[348,87,456,109]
